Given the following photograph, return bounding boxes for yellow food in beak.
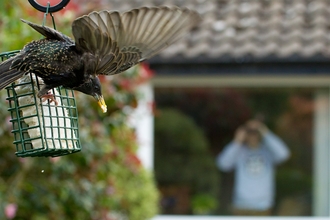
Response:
[97,96,107,113]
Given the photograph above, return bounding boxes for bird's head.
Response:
[73,76,107,113]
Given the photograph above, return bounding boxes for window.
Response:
[153,85,330,217]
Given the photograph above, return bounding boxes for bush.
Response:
[154,108,220,214]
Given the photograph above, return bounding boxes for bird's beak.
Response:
[94,94,107,113]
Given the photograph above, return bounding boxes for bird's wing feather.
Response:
[72,13,120,75]
[21,19,74,43]
[72,6,201,75]
[119,7,201,60]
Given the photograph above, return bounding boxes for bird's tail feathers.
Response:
[0,58,25,90]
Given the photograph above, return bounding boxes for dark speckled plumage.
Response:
[0,6,201,111]
[16,39,83,88]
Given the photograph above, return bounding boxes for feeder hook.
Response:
[28,0,70,13]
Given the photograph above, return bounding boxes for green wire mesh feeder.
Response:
[0,1,81,157]
[1,51,81,157]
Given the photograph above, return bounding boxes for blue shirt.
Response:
[217,131,290,210]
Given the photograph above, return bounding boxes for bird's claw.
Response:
[41,93,58,106]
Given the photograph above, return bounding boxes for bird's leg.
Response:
[41,93,59,106]
[37,85,58,106]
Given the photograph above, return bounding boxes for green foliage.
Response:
[191,193,219,215]
[276,168,312,198]
[0,0,77,52]
[154,108,220,212]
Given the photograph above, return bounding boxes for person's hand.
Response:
[234,126,246,144]
[246,119,268,134]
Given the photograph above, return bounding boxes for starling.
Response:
[0,6,201,113]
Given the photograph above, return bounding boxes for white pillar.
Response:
[313,89,330,216]
[128,82,154,170]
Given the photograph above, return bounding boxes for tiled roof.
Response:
[106,0,330,62]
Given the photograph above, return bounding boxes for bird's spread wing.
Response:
[71,6,201,75]
[21,19,74,43]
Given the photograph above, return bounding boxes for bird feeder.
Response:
[0,0,81,157]
[0,52,81,157]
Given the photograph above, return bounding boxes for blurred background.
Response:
[0,0,330,219]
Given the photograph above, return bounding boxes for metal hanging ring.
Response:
[28,0,70,13]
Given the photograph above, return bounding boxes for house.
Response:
[112,0,330,218]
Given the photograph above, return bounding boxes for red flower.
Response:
[140,63,154,79]
[126,153,142,167]
[98,75,107,83]
[119,79,133,91]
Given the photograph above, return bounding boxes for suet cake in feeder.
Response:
[1,51,81,157]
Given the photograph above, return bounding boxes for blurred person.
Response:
[216,120,290,216]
